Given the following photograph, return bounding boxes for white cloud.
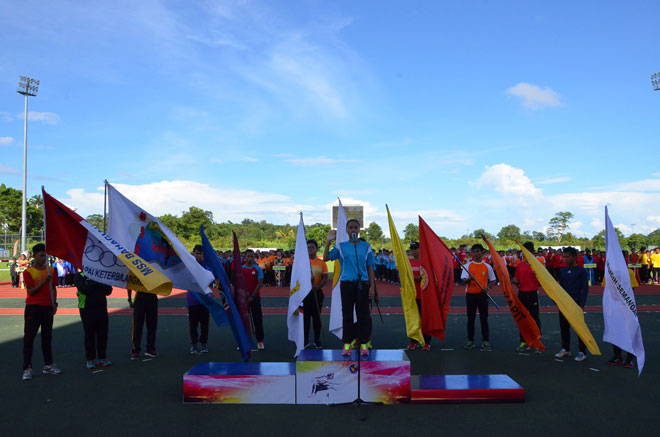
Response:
[614,178,660,192]
[0,163,19,175]
[506,82,562,110]
[0,136,13,146]
[16,111,61,125]
[473,163,541,197]
[646,216,660,226]
[285,156,354,167]
[0,112,13,122]
[63,180,318,224]
[537,176,571,185]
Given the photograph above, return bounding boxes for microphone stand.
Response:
[331,234,382,420]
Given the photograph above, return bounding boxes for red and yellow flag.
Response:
[418,216,453,340]
[483,237,544,351]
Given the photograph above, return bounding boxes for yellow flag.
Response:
[517,243,601,355]
[387,205,424,346]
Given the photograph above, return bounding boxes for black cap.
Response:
[409,242,420,250]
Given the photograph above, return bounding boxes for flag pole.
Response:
[453,251,500,310]
[103,180,108,233]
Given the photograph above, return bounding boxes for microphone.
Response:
[352,232,358,242]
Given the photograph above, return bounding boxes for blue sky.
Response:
[1,0,659,238]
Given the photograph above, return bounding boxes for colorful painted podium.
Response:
[183,362,296,404]
[296,349,410,404]
[183,352,524,405]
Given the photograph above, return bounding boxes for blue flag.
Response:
[200,226,254,361]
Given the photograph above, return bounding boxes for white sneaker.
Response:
[574,352,587,362]
[554,349,571,358]
[22,368,32,381]
[42,364,62,375]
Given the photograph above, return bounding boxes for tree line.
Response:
[2,184,659,252]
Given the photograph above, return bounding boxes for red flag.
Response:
[418,216,454,340]
[231,231,251,337]
[43,188,87,268]
[482,236,545,351]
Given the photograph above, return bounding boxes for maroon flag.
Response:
[418,216,454,339]
[231,231,251,337]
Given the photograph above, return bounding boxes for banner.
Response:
[603,207,645,374]
[287,213,312,357]
[386,205,424,345]
[517,242,601,355]
[483,236,544,351]
[200,226,254,361]
[418,216,453,339]
[43,188,172,295]
[106,183,214,294]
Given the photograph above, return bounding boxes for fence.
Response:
[0,233,45,258]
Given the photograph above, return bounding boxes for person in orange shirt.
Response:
[461,244,497,351]
[303,240,328,348]
[22,243,61,380]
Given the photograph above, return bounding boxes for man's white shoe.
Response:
[22,368,32,381]
[554,349,571,358]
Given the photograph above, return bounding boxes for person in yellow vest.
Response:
[461,244,497,351]
[639,248,650,284]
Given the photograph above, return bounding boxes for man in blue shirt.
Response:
[324,219,375,356]
[554,247,590,362]
[187,245,210,355]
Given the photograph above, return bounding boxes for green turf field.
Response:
[1,308,659,435]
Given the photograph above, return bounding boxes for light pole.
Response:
[652,72,660,91]
[16,76,39,254]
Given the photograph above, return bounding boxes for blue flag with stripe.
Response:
[200,226,254,361]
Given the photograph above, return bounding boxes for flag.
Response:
[231,231,252,337]
[43,187,172,295]
[482,236,544,351]
[106,183,215,294]
[517,242,601,355]
[200,226,254,361]
[328,199,353,339]
[418,216,453,339]
[603,207,645,374]
[387,205,424,345]
[287,213,312,357]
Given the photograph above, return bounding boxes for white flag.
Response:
[106,183,214,294]
[603,206,645,375]
[287,213,312,358]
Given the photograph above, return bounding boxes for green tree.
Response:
[627,233,647,251]
[86,214,104,230]
[178,207,214,239]
[403,223,419,243]
[470,228,493,240]
[497,224,521,241]
[548,211,574,242]
[592,227,626,250]
[647,229,660,247]
[0,185,43,234]
[532,231,546,242]
[306,223,330,247]
[364,222,384,246]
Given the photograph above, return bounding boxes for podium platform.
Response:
[411,374,525,403]
[183,362,296,404]
[296,349,410,404]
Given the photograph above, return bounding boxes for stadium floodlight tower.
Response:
[16,76,39,255]
[652,72,660,91]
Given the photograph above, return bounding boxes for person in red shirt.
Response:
[406,242,431,351]
[22,243,61,380]
[512,242,542,352]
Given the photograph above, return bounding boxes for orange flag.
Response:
[483,236,545,351]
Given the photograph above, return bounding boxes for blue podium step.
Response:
[411,374,525,403]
